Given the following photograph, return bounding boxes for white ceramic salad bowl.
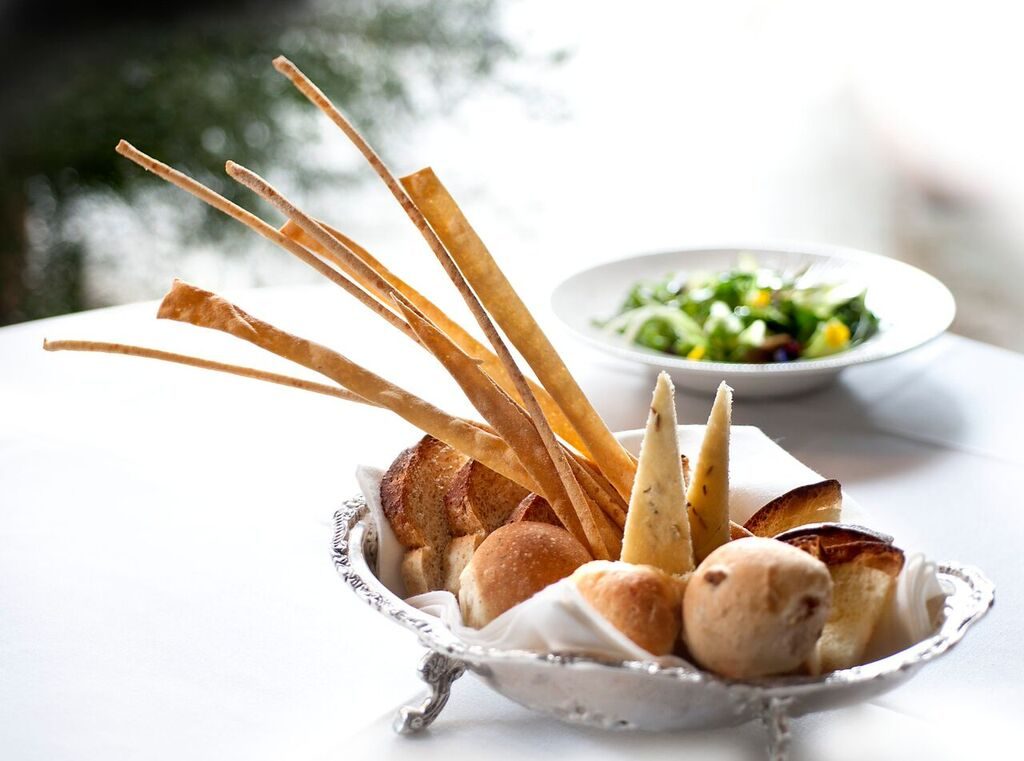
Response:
[550,243,955,397]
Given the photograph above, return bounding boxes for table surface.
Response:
[2,284,1022,761]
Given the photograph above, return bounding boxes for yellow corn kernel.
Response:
[825,321,851,347]
[687,345,707,360]
[750,290,771,308]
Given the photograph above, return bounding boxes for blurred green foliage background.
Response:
[0,0,518,325]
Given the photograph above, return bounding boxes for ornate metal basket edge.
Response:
[330,494,995,750]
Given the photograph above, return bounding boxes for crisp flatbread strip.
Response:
[114,141,412,340]
[393,294,607,558]
[225,162,400,320]
[156,279,538,494]
[272,57,602,558]
[568,451,629,512]
[400,168,637,502]
[42,339,370,405]
[565,454,626,531]
[278,219,588,455]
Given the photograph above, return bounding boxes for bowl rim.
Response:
[332,497,994,699]
[550,241,956,376]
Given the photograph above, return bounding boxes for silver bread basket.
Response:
[332,497,993,759]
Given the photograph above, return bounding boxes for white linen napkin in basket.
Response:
[354,425,944,662]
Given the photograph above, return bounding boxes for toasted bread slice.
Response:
[443,533,485,595]
[744,480,843,537]
[401,546,439,597]
[381,435,469,552]
[507,493,563,527]
[730,522,754,541]
[785,534,825,560]
[508,492,622,557]
[776,522,892,548]
[816,542,905,672]
[445,459,530,536]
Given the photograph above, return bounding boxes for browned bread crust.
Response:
[823,541,905,576]
[459,522,591,627]
[380,435,468,561]
[445,459,529,536]
[744,479,843,537]
[776,523,892,547]
[506,493,562,528]
[729,522,755,541]
[573,561,683,655]
[785,534,825,560]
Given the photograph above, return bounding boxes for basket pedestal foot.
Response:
[393,651,466,734]
[760,696,793,761]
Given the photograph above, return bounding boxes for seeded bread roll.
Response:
[458,522,591,628]
[683,537,833,678]
[572,560,684,656]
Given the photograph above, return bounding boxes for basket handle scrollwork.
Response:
[760,696,793,761]
[393,651,466,734]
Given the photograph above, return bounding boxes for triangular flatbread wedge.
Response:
[621,373,694,574]
[686,382,732,563]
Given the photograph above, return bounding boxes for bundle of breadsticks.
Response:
[46,57,944,678]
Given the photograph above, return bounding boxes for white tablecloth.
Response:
[1,285,1021,760]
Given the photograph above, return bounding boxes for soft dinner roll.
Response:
[683,537,832,678]
[572,561,685,656]
[459,522,591,628]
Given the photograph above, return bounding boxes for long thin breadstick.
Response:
[568,449,629,512]
[401,168,638,501]
[43,339,370,404]
[392,293,606,557]
[273,56,601,554]
[156,279,540,495]
[114,141,412,340]
[566,454,626,531]
[278,218,589,456]
[223,161,397,310]
[121,141,590,464]
[225,157,588,458]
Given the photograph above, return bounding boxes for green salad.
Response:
[601,258,879,363]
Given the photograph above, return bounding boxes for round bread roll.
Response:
[459,522,591,628]
[572,560,685,656]
[683,537,832,678]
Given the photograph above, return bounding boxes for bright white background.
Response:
[4,2,1024,759]
[79,0,1024,352]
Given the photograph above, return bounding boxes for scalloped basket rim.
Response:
[331,497,994,699]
